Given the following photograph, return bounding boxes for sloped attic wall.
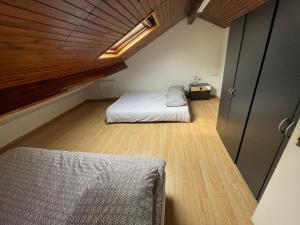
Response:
[0,86,89,149]
[91,18,229,97]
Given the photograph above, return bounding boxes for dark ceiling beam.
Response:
[187,0,204,25]
[0,62,127,117]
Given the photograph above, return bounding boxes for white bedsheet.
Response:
[106,91,190,123]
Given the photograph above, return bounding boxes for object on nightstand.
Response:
[189,83,211,100]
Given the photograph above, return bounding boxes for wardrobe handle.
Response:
[231,88,236,97]
[278,118,290,133]
[285,122,296,139]
[228,87,233,97]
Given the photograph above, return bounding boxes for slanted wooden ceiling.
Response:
[0,0,192,90]
[0,0,268,116]
[0,0,193,116]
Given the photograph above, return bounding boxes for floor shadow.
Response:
[187,100,195,123]
[164,196,181,225]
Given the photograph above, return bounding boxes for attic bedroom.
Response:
[0,0,299,225]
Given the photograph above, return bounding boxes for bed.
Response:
[106,91,190,123]
[0,147,166,225]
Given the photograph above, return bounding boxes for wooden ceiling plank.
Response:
[206,1,246,23]
[2,0,84,25]
[0,62,127,116]
[154,0,164,8]
[47,39,106,47]
[13,65,101,81]
[158,1,168,30]
[85,0,102,6]
[0,41,107,53]
[116,0,144,22]
[1,64,92,78]
[95,1,136,27]
[0,17,117,49]
[79,20,124,36]
[91,7,132,31]
[166,0,172,27]
[0,25,67,41]
[0,35,40,44]
[0,42,60,51]
[146,0,156,10]
[89,1,135,29]
[105,0,139,25]
[130,0,148,17]
[126,0,144,21]
[86,14,128,34]
[65,36,108,45]
[64,0,133,35]
[169,0,176,26]
[138,0,152,15]
[1,1,125,39]
[0,60,94,69]
[220,1,263,26]
[0,49,102,57]
[0,55,90,65]
[2,0,127,38]
[69,30,116,42]
[0,12,121,47]
[34,0,128,44]
[60,46,101,51]
[63,0,95,12]
[74,25,121,41]
[0,3,78,31]
[36,0,90,19]
[198,0,269,28]
[1,62,98,82]
[0,14,72,37]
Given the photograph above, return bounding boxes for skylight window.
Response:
[99,13,159,59]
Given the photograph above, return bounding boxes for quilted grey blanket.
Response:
[0,147,165,225]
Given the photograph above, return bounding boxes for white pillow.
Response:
[166,91,187,107]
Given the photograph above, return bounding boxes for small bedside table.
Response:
[189,83,211,100]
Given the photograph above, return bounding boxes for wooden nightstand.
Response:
[189,83,211,100]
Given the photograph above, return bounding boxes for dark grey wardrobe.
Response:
[217,0,277,162]
[216,16,245,141]
[217,0,300,199]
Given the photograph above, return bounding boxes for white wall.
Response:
[101,19,229,97]
[86,79,120,99]
[0,86,90,148]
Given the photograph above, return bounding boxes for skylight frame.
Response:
[98,12,159,59]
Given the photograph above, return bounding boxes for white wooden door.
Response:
[252,118,300,225]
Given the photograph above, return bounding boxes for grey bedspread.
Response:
[0,147,166,225]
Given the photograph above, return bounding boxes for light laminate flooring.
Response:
[9,98,257,225]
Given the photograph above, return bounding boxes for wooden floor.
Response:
[10,98,257,225]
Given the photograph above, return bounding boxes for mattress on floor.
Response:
[0,147,166,225]
[106,91,190,123]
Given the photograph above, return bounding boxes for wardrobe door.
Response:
[257,101,300,200]
[237,0,300,198]
[216,16,245,138]
[222,0,276,162]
